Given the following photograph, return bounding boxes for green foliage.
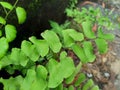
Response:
[47,52,75,88]
[16,7,27,24]
[72,44,88,63]
[65,62,82,84]
[0,0,27,59]
[66,5,115,56]
[0,30,2,37]
[95,38,108,54]
[41,30,62,53]
[83,41,96,62]
[82,79,95,90]
[0,0,116,90]
[98,27,115,40]
[62,29,84,47]
[0,76,23,90]
[29,36,49,57]
[65,63,99,90]
[0,2,13,10]
[10,48,29,66]
[82,21,96,39]
[21,65,48,90]
[21,40,40,61]
[5,24,17,42]
[0,37,9,59]
[0,16,6,25]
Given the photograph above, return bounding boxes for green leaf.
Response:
[65,62,82,84]
[95,38,108,54]
[0,30,2,37]
[82,21,96,39]
[69,31,84,41]
[47,58,59,73]
[62,29,74,47]
[91,86,99,90]
[50,21,62,35]
[82,79,94,90]
[65,8,74,17]
[10,48,29,66]
[41,30,62,53]
[68,85,74,90]
[54,83,63,90]
[0,76,23,90]
[83,41,96,62]
[71,44,87,63]
[16,7,27,24]
[60,51,75,78]
[77,88,81,90]
[21,40,39,61]
[36,65,48,80]
[63,87,68,90]
[20,69,36,90]
[74,73,86,87]
[47,52,75,88]
[98,28,115,41]
[30,65,48,90]
[0,37,9,59]
[30,78,47,90]
[5,65,15,74]
[29,36,49,57]
[0,16,6,25]
[0,55,11,69]
[98,17,110,26]
[5,24,17,42]
[47,59,63,88]
[62,29,84,46]
[0,2,13,10]
[62,29,84,47]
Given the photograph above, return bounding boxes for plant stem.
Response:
[5,0,18,20]
[0,0,19,29]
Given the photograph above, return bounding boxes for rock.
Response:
[86,73,93,78]
[111,60,120,75]
[104,72,110,78]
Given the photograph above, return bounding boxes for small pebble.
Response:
[86,73,93,78]
[111,51,117,56]
[104,72,110,78]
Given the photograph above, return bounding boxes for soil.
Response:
[77,0,120,90]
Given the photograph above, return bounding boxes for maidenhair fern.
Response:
[0,0,116,90]
[0,0,26,60]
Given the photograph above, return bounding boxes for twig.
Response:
[0,0,19,29]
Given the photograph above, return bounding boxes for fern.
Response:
[0,0,116,90]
